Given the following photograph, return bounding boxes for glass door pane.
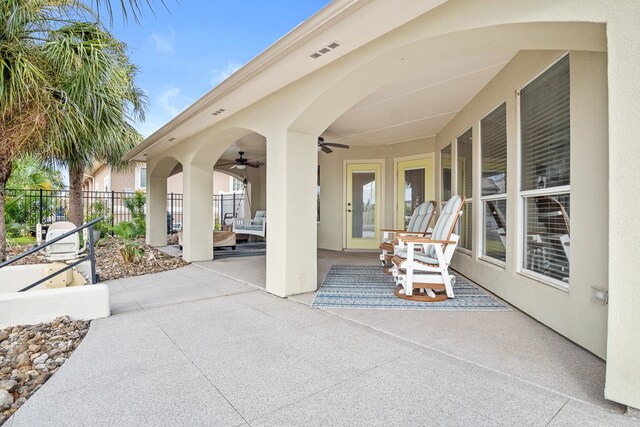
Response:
[396,157,433,229]
[346,163,382,249]
[403,168,425,228]
[351,172,376,239]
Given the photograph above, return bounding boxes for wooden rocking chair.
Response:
[391,195,465,302]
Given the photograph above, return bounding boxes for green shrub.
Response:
[110,221,145,263]
[85,200,111,236]
[123,190,146,238]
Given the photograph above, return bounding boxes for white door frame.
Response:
[393,153,435,228]
[342,159,385,250]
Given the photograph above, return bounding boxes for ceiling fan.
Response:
[318,137,349,154]
[218,151,261,170]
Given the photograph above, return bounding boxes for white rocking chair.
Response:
[391,195,465,302]
[379,200,437,267]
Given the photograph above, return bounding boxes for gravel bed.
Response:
[0,317,88,425]
[8,235,187,282]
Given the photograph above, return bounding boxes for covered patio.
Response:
[7,257,633,426]
[124,0,640,411]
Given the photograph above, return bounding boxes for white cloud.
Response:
[210,62,242,86]
[150,30,175,53]
[158,86,183,117]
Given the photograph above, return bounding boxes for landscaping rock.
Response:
[0,317,89,424]
[8,236,188,281]
[32,354,48,365]
[0,380,17,393]
[0,390,12,410]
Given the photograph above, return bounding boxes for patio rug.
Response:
[213,242,266,260]
[312,265,510,311]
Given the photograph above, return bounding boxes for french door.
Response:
[396,157,434,229]
[345,162,382,249]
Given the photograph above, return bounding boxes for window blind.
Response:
[520,56,570,191]
[457,129,473,198]
[523,194,570,283]
[481,103,507,196]
[480,103,507,261]
[441,144,452,201]
[456,129,473,251]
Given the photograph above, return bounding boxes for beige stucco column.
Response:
[265,130,318,297]
[605,9,640,411]
[182,162,214,262]
[146,173,168,247]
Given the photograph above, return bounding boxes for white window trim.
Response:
[136,165,147,190]
[478,103,509,267]
[454,128,473,254]
[516,54,571,290]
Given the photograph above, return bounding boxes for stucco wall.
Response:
[92,166,109,192]
[318,137,435,250]
[433,50,609,358]
[110,169,135,192]
[165,169,266,213]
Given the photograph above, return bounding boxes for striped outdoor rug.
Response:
[312,265,510,311]
[213,242,266,260]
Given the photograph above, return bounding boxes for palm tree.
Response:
[45,21,146,227]
[7,155,66,191]
[0,0,89,261]
[91,0,169,23]
[0,0,147,261]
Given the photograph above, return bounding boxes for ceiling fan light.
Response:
[236,164,247,170]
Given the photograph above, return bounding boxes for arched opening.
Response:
[180,127,267,268]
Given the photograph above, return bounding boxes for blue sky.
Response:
[108,1,331,137]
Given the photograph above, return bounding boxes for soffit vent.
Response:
[211,108,226,116]
[310,41,341,59]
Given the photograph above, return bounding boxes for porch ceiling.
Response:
[214,49,516,163]
[321,50,516,147]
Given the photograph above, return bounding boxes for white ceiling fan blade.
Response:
[230,165,237,169]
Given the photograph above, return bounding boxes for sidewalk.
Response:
[7,258,636,426]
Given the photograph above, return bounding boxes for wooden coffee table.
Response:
[213,230,236,249]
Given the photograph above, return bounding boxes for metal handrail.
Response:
[1,217,104,291]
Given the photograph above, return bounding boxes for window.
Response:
[481,103,507,262]
[138,166,147,189]
[457,129,473,251]
[440,144,452,202]
[520,55,570,286]
[231,177,243,192]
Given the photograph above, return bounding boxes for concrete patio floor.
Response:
[7,250,638,426]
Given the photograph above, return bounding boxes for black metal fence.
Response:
[5,188,249,235]
[5,189,184,235]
